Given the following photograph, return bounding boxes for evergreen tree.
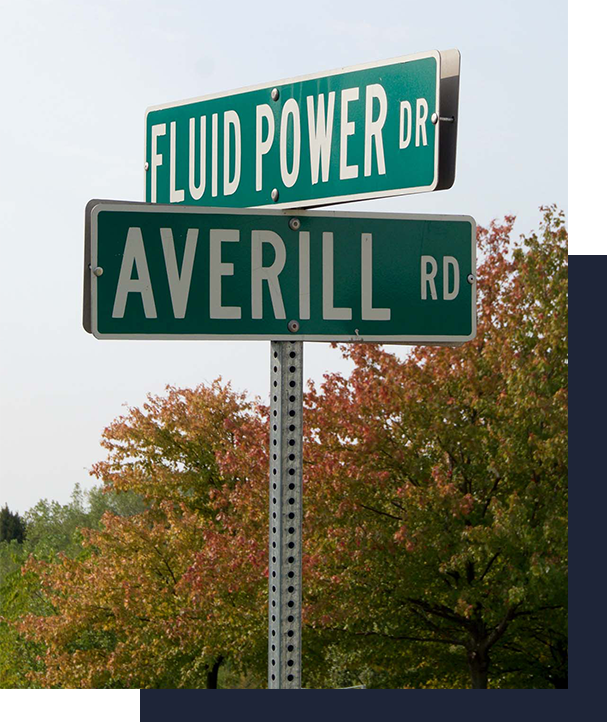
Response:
[0,505,26,544]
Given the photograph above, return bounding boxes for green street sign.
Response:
[83,201,476,345]
[144,50,460,210]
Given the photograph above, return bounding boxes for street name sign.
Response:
[83,200,476,344]
[144,50,460,210]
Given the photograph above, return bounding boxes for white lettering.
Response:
[280,99,301,188]
[256,104,275,191]
[323,232,352,320]
[112,228,157,318]
[223,110,242,196]
[364,84,387,177]
[340,88,359,180]
[443,256,460,300]
[189,117,206,200]
[299,231,310,320]
[421,255,438,300]
[361,233,390,320]
[251,230,286,319]
[160,228,198,318]
[211,113,218,197]
[169,122,185,203]
[209,230,241,319]
[150,123,166,203]
[399,101,412,149]
[416,98,429,147]
[307,92,335,185]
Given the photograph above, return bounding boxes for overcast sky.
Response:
[0,0,567,514]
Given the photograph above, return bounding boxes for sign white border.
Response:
[88,201,476,345]
[144,51,442,209]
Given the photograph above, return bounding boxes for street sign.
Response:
[83,200,476,345]
[144,50,460,210]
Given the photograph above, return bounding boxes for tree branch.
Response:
[355,502,403,522]
[321,626,464,647]
[478,551,500,583]
[405,597,472,629]
[481,475,502,517]
[484,605,518,650]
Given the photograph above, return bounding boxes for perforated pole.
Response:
[268,340,303,689]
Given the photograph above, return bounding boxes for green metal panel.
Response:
[85,201,476,345]
[145,52,441,209]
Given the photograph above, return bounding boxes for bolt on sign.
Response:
[144,50,460,210]
[83,200,476,345]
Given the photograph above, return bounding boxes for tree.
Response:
[0,484,147,687]
[0,505,26,544]
[302,206,567,688]
[17,381,270,688]
[14,208,567,689]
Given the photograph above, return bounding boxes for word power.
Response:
[145,51,458,210]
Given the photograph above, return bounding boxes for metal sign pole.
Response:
[268,340,303,688]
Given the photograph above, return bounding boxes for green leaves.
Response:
[302,207,568,688]
[4,208,567,689]
[0,505,26,544]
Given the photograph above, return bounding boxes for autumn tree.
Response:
[14,209,567,689]
[17,381,270,688]
[302,206,567,688]
[0,484,147,688]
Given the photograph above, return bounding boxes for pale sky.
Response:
[0,0,567,514]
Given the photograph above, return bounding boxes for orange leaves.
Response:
[300,208,568,687]
[92,381,267,515]
[12,208,567,689]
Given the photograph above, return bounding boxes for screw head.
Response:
[144,161,149,171]
[288,217,301,231]
[271,88,280,101]
[287,320,300,333]
[467,274,475,284]
[93,266,104,277]
[431,112,439,125]
[271,188,279,202]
